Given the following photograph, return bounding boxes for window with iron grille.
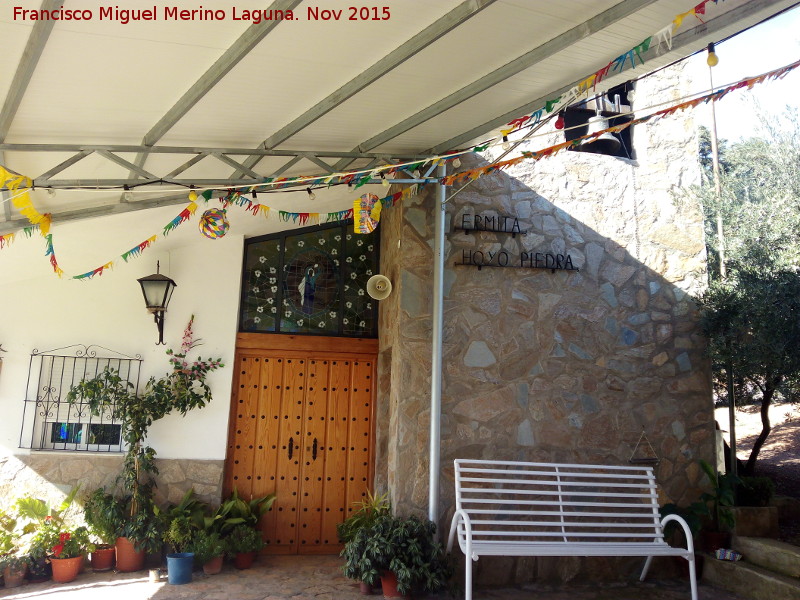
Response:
[239,221,379,337]
[19,345,142,452]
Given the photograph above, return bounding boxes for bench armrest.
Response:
[447,509,473,555]
[661,513,696,555]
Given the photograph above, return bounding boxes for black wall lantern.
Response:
[137,261,177,345]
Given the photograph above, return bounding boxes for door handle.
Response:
[312,437,318,461]
[288,437,294,460]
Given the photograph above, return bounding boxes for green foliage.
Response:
[699,459,739,532]
[225,524,264,555]
[0,551,30,572]
[83,488,123,545]
[341,514,451,595]
[337,490,391,544]
[736,476,776,507]
[64,318,223,550]
[165,516,196,553]
[693,111,800,476]
[215,488,276,534]
[49,526,94,559]
[189,530,225,565]
[659,501,707,541]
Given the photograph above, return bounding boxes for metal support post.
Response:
[429,164,446,524]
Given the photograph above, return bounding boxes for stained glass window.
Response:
[240,222,379,337]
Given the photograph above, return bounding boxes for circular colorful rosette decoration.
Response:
[199,208,230,239]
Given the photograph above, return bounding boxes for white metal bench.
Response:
[447,459,697,600]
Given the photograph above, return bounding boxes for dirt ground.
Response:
[714,402,800,544]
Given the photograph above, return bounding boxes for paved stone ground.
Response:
[1,555,745,600]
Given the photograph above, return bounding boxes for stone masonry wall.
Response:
[0,453,224,518]
[375,63,714,584]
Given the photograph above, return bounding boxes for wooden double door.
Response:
[224,334,377,554]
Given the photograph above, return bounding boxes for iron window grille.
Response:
[19,345,142,452]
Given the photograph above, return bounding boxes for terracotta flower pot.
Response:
[115,536,146,572]
[359,580,374,594]
[51,555,83,583]
[233,551,255,569]
[3,564,28,588]
[380,571,407,598]
[90,545,116,571]
[202,554,224,575]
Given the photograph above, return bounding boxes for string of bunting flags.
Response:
[444,58,800,187]
[5,183,420,280]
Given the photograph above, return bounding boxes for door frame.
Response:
[223,332,379,551]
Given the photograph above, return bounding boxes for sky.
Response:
[688,4,800,141]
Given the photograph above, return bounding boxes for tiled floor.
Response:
[1,555,744,600]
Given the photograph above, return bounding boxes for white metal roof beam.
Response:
[36,150,93,181]
[331,0,657,171]
[232,0,498,177]
[142,0,304,148]
[211,153,262,179]
[300,152,335,174]
[164,153,209,179]
[0,0,62,142]
[96,150,159,180]
[431,0,795,153]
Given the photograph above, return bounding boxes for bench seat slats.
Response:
[465,520,659,528]
[459,476,654,489]
[461,488,654,499]
[465,541,690,558]
[461,497,660,509]
[447,459,697,600]
[465,508,660,519]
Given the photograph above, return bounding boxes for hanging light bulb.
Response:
[501,135,511,151]
[306,187,316,201]
[122,185,133,202]
[46,188,56,198]
[554,112,565,130]
[706,42,719,67]
[381,172,390,188]
[188,189,198,202]
[452,157,462,168]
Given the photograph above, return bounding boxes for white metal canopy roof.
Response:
[0,0,797,235]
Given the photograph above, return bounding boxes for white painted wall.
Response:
[0,205,244,461]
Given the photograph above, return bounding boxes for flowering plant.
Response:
[49,526,94,559]
[166,315,224,378]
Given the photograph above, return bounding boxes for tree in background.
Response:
[695,107,800,475]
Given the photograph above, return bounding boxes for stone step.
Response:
[702,552,800,600]
[733,536,800,578]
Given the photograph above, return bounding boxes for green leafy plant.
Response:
[189,530,225,565]
[736,476,776,507]
[336,490,390,544]
[65,317,223,551]
[165,515,196,553]
[699,459,739,532]
[49,526,94,559]
[341,514,451,595]
[659,501,708,542]
[225,524,264,555]
[215,488,276,534]
[83,487,123,545]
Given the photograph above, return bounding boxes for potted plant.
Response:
[216,487,276,533]
[164,515,196,585]
[342,514,451,598]
[189,529,225,575]
[337,491,390,594]
[66,316,223,572]
[48,526,94,583]
[225,524,264,569]
[0,513,30,589]
[698,459,739,552]
[82,487,121,571]
[15,487,81,583]
[1,552,30,589]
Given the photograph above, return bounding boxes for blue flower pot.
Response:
[166,552,194,585]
